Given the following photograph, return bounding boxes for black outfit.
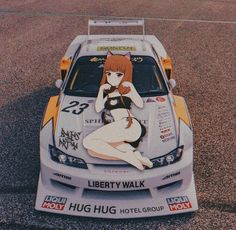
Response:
[125,117,146,148]
[104,96,132,110]
[102,95,146,148]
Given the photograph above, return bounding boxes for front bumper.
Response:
[35,146,198,218]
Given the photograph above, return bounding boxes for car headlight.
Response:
[49,145,88,169]
[151,146,184,168]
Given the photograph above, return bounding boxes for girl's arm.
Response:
[95,84,110,112]
[123,82,143,108]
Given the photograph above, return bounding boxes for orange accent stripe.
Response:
[173,95,191,128]
[42,96,59,132]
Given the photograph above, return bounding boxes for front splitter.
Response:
[35,173,198,219]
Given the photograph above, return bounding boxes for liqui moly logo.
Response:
[41,195,67,211]
[166,196,192,211]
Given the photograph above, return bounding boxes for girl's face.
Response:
[106,70,124,86]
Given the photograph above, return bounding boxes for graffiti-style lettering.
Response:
[59,128,81,150]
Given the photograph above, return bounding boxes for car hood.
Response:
[55,95,178,164]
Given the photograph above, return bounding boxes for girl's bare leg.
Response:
[133,151,153,168]
[84,139,144,170]
[115,142,135,152]
[87,149,119,161]
[116,143,153,168]
[83,119,144,170]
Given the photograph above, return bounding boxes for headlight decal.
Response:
[150,146,184,168]
[49,145,88,169]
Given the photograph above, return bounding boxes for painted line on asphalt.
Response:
[146,17,236,24]
[0,8,236,25]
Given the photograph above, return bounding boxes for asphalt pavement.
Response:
[0,0,235,229]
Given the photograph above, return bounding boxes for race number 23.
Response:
[62,101,89,115]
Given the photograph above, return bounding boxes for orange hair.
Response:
[100,54,133,95]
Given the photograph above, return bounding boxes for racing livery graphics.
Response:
[82,52,153,170]
[166,196,192,211]
[87,180,145,189]
[41,195,67,211]
[35,19,198,218]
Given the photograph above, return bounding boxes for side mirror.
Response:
[161,56,172,80]
[55,79,63,89]
[168,79,176,90]
[60,56,72,80]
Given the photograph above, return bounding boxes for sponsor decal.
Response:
[162,172,180,180]
[160,132,174,139]
[158,113,170,118]
[53,172,71,180]
[97,46,136,51]
[59,128,81,150]
[68,203,164,215]
[88,180,145,189]
[161,128,171,134]
[166,196,192,211]
[138,119,148,125]
[159,128,175,143]
[120,206,164,214]
[156,105,175,143]
[156,96,166,102]
[69,203,116,215]
[104,169,129,174]
[41,195,67,211]
[162,136,175,143]
[84,118,103,126]
[158,121,170,126]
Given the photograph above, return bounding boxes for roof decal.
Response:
[97,46,136,51]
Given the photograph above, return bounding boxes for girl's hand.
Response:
[122,81,134,88]
[100,84,111,92]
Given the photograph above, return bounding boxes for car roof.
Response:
[80,36,155,57]
[64,35,168,60]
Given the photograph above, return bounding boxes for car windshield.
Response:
[64,55,167,97]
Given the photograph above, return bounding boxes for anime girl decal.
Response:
[83,52,153,170]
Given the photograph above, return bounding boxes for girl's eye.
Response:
[106,72,111,76]
[117,73,124,77]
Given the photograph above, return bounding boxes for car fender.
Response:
[40,96,59,149]
[173,95,193,150]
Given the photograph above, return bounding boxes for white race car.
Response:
[35,20,198,218]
